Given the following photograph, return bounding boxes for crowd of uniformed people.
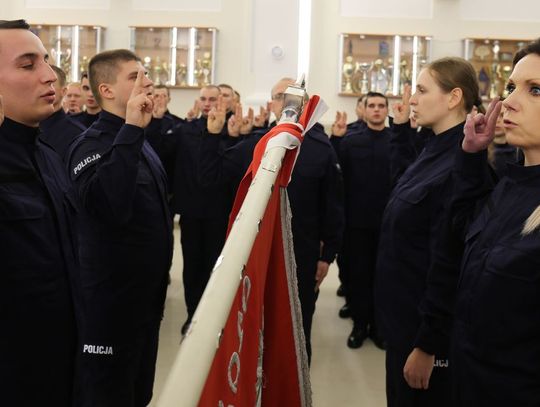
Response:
[2,17,540,407]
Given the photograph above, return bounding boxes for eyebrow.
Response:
[15,52,49,62]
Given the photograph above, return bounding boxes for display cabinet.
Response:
[339,33,432,97]
[130,26,217,88]
[464,38,531,99]
[30,24,104,82]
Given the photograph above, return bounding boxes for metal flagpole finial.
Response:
[279,74,307,124]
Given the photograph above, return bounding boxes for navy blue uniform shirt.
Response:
[40,108,86,161]
[68,110,173,336]
[376,122,464,353]
[337,126,392,229]
[451,149,540,405]
[0,117,78,405]
[71,111,100,129]
[152,116,237,219]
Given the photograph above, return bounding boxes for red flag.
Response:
[198,96,323,406]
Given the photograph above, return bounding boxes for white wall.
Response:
[5,0,540,125]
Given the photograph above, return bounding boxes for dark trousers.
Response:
[386,346,451,407]
[180,216,229,319]
[344,228,379,331]
[296,260,320,365]
[2,293,76,407]
[76,320,161,407]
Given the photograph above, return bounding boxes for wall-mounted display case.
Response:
[464,38,531,99]
[339,33,432,97]
[130,26,217,88]
[30,24,104,83]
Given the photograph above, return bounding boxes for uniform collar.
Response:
[506,162,540,185]
[98,110,125,131]
[0,117,40,144]
[39,108,66,132]
[424,122,464,153]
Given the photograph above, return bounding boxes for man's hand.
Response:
[186,100,200,121]
[403,348,435,390]
[315,261,330,292]
[207,95,227,134]
[126,69,154,128]
[254,105,269,128]
[226,103,242,137]
[240,107,254,135]
[462,98,502,153]
[392,84,412,125]
[331,111,347,137]
[152,93,167,119]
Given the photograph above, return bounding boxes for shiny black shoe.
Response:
[370,332,387,350]
[336,284,345,297]
[347,325,369,349]
[181,319,191,336]
[338,304,351,319]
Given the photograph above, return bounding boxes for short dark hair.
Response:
[513,38,540,67]
[80,71,89,81]
[357,94,367,106]
[0,20,30,30]
[218,83,233,92]
[365,92,388,107]
[50,65,67,88]
[154,84,170,96]
[88,49,140,105]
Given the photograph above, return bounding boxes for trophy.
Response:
[369,59,390,94]
[201,52,212,86]
[489,63,502,99]
[51,47,72,79]
[79,55,89,76]
[399,60,412,95]
[143,56,152,75]
[176,63,187,86]
[356,62,372,94]
[342,55,355,92]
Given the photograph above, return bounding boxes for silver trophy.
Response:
[342,55,355,92]
[357,62,372,94]
[369,59,390,94]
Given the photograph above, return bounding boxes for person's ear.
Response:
[98,83,114,101]
[448,87,463,111]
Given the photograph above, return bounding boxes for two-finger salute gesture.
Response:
[462,98,502,153]
[392,84,412,125]
[207,95,226,134]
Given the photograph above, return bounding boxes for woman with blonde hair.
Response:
[451,38,540,405]
[375,56,481,406]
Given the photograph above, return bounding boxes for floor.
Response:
[150,222,387,406]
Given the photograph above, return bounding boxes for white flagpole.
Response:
[157,79,308,407]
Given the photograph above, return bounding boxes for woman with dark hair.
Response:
[375,57,480,406]
[451,38,540,405]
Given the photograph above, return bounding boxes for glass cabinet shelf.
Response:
[339,33,432,97]
[130,26,217,88]
[463,38,531,100]
[30,24,104,83]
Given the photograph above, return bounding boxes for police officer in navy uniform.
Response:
[331,92,392,350]
[67,49,173,407]
[151,85,237,335]
[199,77,344,363]
[71,71,102,129]
[0,20,78,406]
[39,65,86,161]
[375,58,481,407]
[449,40,540,406]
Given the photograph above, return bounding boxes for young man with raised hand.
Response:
[67,49,173,407]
